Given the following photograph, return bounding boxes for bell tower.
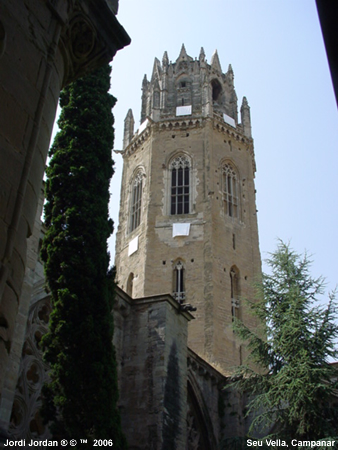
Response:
[115,45,261,369]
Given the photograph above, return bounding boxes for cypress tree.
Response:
[41,64,126,448]
[231,241,338,444]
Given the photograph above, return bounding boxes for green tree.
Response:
[41,64,126,448]
[231,241,338,443]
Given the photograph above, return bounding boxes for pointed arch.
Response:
[169,154,191,215]
[221,161,239,218]
[211,78,223,103]
[186,372,217,449]
[129,168,144,232]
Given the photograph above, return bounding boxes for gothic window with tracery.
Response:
[222,163,238,218]
[130,171,143,232]
[173,260,185,303]
[170,155,191,215]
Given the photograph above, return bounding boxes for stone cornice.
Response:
[124,123,152,157]
[187,348,228,386]
[212,113,256,174]
[114,285,195,321]
[123,113,256,175]
[156,117,205,131]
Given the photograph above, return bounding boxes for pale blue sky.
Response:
[104,0,338,295]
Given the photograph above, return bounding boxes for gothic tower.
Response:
[115,45,261,370]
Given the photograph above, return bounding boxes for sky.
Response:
[106,0,338,296]
[94,0,338,298]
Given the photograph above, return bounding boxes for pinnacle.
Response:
[126,108,134,118]
[177,43,188,62]
[242,96,249,106]
[199,47,206,62]
[162,51,169,66]
[142,74,148,87]
[151,57,161,80]
[211,49,222,73]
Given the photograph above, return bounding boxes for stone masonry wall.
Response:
[0,0,129,433]
[115,115,261,371]
[115,48,261,374]
[113,288,193,450]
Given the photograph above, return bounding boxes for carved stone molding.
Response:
[10,295,51,440]
[58,1,130,87]
[69,15,96,62]
[124,128,152,157]
[186,401,201,450]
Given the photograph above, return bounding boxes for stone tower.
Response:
[115,45,261,370]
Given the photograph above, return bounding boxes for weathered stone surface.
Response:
[115,47,261,371]
[114,289,191,449]
[0,0,130,433]
[8,45,261,449]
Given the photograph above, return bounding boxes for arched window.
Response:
[153,90,160,108]
[211,79,222,103]
[170,155,191,215]
[130,171,143,232]
[230,266,240,321]
[222,163,238,218]
[173,260,185,303]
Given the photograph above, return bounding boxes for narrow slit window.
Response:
[130,172,143,232]
[173,261,185,303]
[230,267,240,322]
[222,163,238,218]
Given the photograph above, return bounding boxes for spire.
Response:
[151,57,161,81]
[141,75,149,123]
[226,64,234,86]
[176,43,188,62]
[142,74,148,88]
[211,49,222,73]
[162,51,169,68]
[123,109,135,149]
[199,47,206,63]
[240,96,252,138]
[242,96,249,108]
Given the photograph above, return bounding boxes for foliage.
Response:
[231,241,338,443]
[41,64,126,448]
